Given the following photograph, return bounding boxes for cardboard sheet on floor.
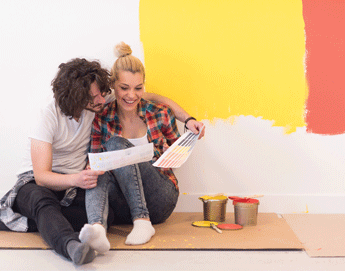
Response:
[0,213,303,250]
[283,214,345,257]
[0,231,49,249]
[108,212,302,250]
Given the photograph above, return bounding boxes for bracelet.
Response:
[184,117,196,130]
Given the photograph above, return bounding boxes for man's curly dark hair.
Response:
[51,58,111,119]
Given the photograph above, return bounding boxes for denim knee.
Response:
[15,183,61,220]
[150,200,178,225]
[29,187,61,215]
[105,136,133,151]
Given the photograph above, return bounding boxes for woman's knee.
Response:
[150,207,174,224]
[149,196,178,224]
[105,136,133,151]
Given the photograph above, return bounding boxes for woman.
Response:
[79,42,204,253]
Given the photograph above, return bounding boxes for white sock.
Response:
[125,220,155,245]
[79,223,110,254]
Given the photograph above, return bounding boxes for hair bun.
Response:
[114,42,132,58]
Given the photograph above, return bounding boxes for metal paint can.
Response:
[199,195,228,222]
[233,198,259,226]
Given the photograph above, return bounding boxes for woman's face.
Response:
[114,71,144,113]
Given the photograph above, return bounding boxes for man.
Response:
[0,58,204,265]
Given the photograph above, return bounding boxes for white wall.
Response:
[1,0,345,214]
[174,119,345,214]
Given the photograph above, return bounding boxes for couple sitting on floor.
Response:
[0,42,205,265]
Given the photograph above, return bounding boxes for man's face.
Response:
[85,82,107,113]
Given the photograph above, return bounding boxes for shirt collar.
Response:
[138,98,146,121]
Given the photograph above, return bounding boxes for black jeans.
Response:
[12,182,114,260]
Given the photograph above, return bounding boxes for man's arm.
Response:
[143,92,205,138]
[31,139,104,191]
[143,93,190,123]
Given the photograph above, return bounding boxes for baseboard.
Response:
[174,193,345,214]
[1,190,344,214]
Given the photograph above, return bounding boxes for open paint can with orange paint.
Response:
[199,195,228,222]
[232,198,259,226]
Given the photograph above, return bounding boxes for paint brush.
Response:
[210,223,222,234]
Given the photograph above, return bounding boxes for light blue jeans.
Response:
[85,136,179,228]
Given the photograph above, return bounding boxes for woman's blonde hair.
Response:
[110,42,145,85]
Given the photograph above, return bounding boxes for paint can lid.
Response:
[217,223,243,230]
[199,195,228,202]
[192,221,219,227]
[232,198,259,205]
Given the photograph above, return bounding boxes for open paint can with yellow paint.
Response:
[199,195,228,222]
[232,198,259,226]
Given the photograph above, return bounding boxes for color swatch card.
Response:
[153,127,204,168]
[88,143,154,171]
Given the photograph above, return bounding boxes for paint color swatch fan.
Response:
[153,126,204,168]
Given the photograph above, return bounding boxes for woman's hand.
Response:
[186,119,205,139]
[163,143,169,153]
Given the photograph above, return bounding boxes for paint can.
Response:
[199,195,228,222]
[233,198,259,226]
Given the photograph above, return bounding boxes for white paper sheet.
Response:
[88,143,154,171]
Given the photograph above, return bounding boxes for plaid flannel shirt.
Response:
[90,99,180,189]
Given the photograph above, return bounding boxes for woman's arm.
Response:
[89,114,105,154]
[143,92,205,138]
[31,139,104,191]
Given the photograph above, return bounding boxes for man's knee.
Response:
[105,136,133,151]
[18,184,60,214]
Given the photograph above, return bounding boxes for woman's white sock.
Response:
[79,223,110,254]
[125,220,155,245]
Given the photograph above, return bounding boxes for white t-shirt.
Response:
[17,98,96,175]
[127,133,149,146]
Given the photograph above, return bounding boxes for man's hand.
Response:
[186,119,205,139]
[73,170,105,189]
